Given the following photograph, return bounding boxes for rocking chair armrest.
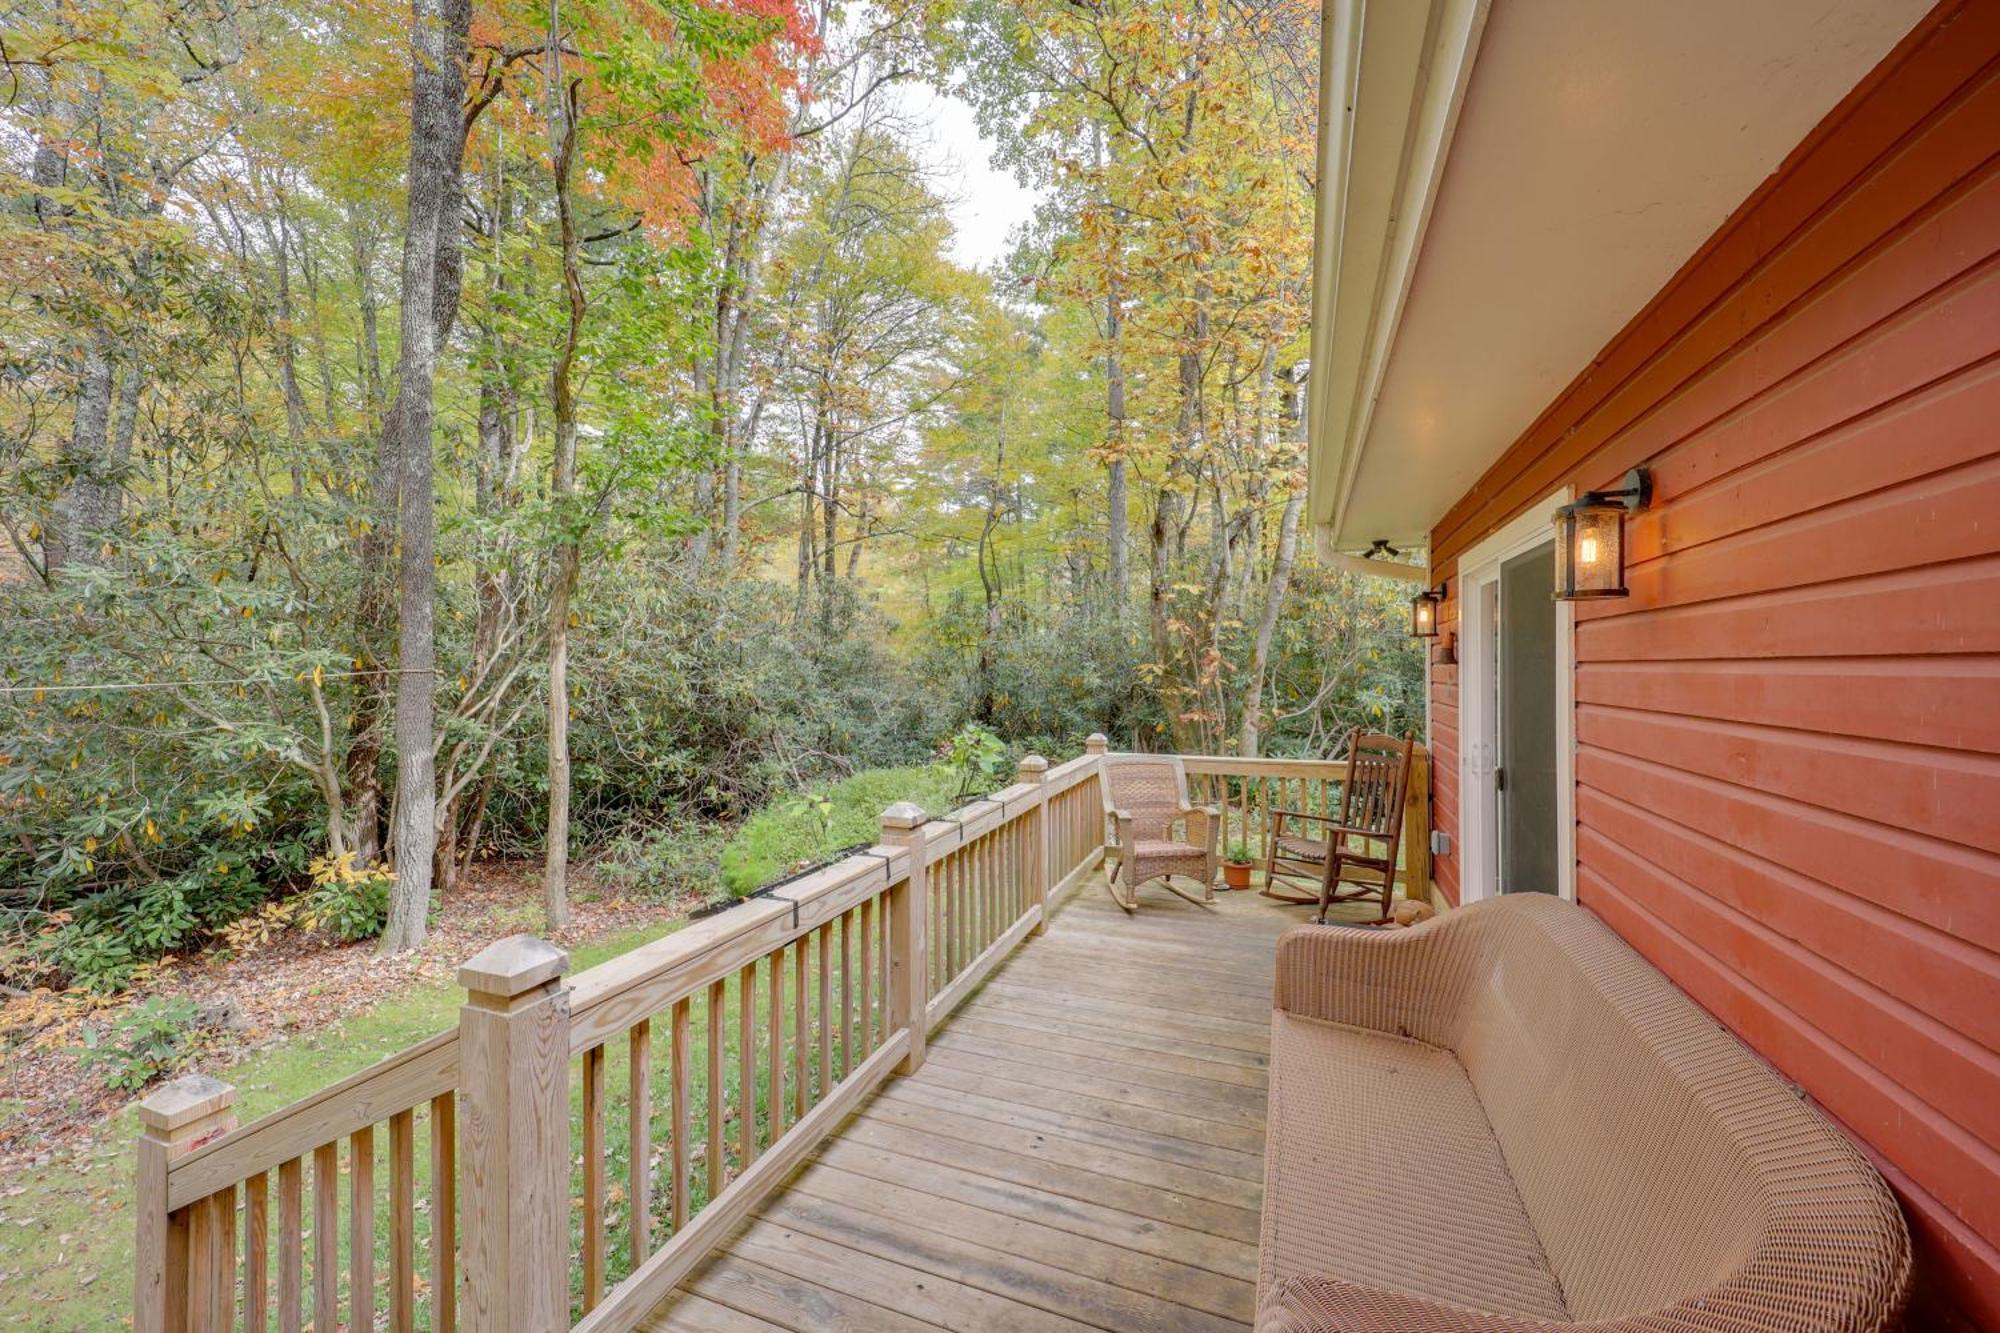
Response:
[1179,804,1220,852]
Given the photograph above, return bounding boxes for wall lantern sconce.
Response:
[1410,583,1445,638]
[1553,468,1652,600]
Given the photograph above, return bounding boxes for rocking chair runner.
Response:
[1263,729,1415,923]
[1100,754,1219,913]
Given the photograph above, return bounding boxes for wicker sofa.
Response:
[1258,893,1910,1332]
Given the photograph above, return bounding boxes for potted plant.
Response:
[1221,839,1257,890]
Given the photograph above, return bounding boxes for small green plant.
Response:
[1224,839,1256,865]
[298,853,393,943]
[944,723,1007,800]
[781,792,837,846]
[32,923,138,995]
[78,996,199,1092]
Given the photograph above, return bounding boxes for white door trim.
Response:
[1454,489,1576,903]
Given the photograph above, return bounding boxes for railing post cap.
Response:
[137,1073,236,1133]
[1084,734,1108,754]
[879,801,927,831]
[459,934,570,998]
[1016,754,1049,778]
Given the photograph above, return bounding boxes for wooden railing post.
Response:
[1017,755,1051,933]
[1084,732,1108,757]
[135,1074,238,1333]
[880,802,929,1074]
[1402,744,1433,906]
[458,935,571,1333]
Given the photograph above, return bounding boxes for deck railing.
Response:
[133,744,1106,1332]
[131,737,1427,1330]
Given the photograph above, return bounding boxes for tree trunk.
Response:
[1105,290,1128,614]
[378,0,472,954]
[541,37,586,932]
[1241,366,1308,756]
[47,335,119,574]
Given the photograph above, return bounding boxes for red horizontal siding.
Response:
[1423,3,2000,1322]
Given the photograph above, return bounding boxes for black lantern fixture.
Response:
[1409,582,1445,638]
[1553,468,1651,600]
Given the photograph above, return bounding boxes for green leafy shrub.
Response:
[1224,839,1257,865]
[298,854,393,943]
[78,996,200,1092]
[30,924,138,995]
[594,818,728,904]
[943,723,1008,801]
[719,764,972,896]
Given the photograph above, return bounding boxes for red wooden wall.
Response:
[1422,2,2000,1323]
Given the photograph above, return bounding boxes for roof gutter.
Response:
[1307,0,1490,559]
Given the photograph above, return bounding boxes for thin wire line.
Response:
[0,668,436,697]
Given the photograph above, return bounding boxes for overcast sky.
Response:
[889,78,1043,271]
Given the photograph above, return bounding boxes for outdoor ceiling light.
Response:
[1554,468,1651,600]
[1410,583,1445,637]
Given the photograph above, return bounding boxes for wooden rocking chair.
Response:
[1100,753,1219,913]
[1262,729,1415,923]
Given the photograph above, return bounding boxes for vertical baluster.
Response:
[953,845,968,978]
[706,980,725,1201]
[389,1109,414,1333]
[245,1171,268,1333]
[767,948,785,1139]
[628,1017,652,1263]
[671,998,691,1231]
[351,1125,374,1333]
[188,1184,222,1329]
[429,1093,455,1333]
[736,962,757,1171]
[816,923,833,1095]
[860,897,876,1057]
[581,1044,606,1309]
[791,940,808,1121]
[312,1142,337,1333]
[278,1156,303,1333]
[878,888,891,1029]
[838,910,854,1078]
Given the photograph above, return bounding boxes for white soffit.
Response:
[1308,0,1929,557]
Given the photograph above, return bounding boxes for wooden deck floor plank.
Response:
[994,953,1278,1008]
[825,1117,1263,1251]
[912,1056,1270,1154]
[922,1039,1266,1128]
[879,1075,1267,1180]
[785,1161,1258,1321]
[945,1012,1268,1087]
[667,1250,944,1332]
[639,1283,797,1333]
[976,980,1274,1047]
[979,969,1275,1027]
[964,997,1273,1069]
[862,1088,1263,1206]
[726,1219,1094,1332]
[760,1182,1248,1332]
[809,1136,1259,1281]
[931,1026,1271,1113]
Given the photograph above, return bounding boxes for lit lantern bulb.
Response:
[1577,533,1599,566]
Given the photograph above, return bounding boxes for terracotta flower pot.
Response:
[1222,861,1254,890]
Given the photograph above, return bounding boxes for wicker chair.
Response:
[1100,753,1219,913]
[1263,729,1414,924]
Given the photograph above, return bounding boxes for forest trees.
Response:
[0,0,1419,983]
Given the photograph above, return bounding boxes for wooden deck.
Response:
[642,872,1309,1332]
